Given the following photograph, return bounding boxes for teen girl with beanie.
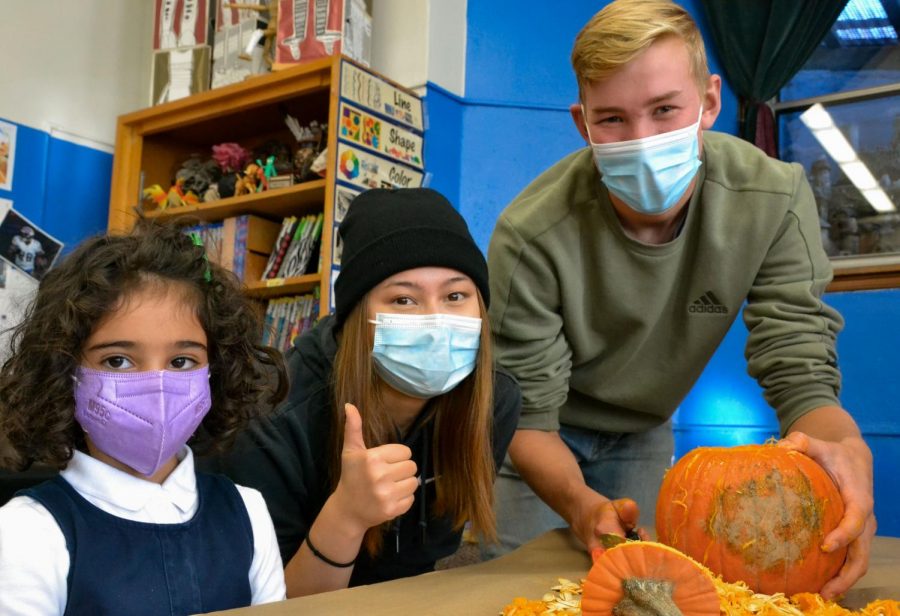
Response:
[0,221,288,615]
[210,187,521,597]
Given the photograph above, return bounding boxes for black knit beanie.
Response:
[334,188,489,325]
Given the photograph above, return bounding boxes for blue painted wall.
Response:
[420,0,900,537]
[676,289,900,537]
[422,84,464,210]
[0,119,111,254]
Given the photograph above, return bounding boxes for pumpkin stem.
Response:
[612,579,684,616]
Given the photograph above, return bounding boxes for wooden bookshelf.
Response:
[107,54,425,322]
[143,179,327,224]
[243,273,322,299]
[107,57,340,314]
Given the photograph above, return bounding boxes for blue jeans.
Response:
[484,421,674,559]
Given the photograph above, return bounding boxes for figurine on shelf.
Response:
[203,184,220,202]
[166,177,201,209]
[211,142,251,199]
[142,184,168,211]
[310,148,328,178]
[175,156,221,201]
[253,140,293,175]
[252,141,294,189]
[234,162,262,196]
[287,117,327,182]
[254,162,268,192]
[260,155,277,184]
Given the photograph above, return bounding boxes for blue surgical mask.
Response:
[369,313,481,399]
[585,108,703,215]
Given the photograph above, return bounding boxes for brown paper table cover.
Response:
[209,530,900,616]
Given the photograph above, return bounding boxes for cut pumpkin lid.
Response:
[582,541,720,616]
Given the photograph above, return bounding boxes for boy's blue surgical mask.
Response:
[369,313,481,399]
[584,107,703,215]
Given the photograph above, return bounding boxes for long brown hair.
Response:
[330,292,496,557]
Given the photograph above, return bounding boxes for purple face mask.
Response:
[74,366,212,476]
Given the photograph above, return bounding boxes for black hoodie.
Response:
[209,315,521,586]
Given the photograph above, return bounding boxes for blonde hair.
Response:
[572,0,710,98]
[330,292,496,557]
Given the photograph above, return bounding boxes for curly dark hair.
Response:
[0,218,288,471]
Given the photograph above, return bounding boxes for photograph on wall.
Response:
[0,261,38,362]
[0,200,38,360]
[0,120,17,192]
[0,208,64,282]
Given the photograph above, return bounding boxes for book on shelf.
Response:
[222,215,281,281]
[183,221,225,266]
[186,216,280,282]
[279,213,324,279]
[261,216,298,279]
[262,214,324,280]
[262,288,321,352]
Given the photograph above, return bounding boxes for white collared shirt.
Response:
[0,448,286,615]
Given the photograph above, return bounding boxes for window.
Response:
[776,0,900,290]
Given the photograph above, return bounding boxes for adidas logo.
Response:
[688,290,728,315]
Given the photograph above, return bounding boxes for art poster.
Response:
[333,183,360,225]
[151,45,212,105]
[339,102,424,169]
[335,143,423,192]
[274,0,371,67]
[340,59,424,132]
[154,0,213,49]
[0,121,17,192]
[329,265,339,313]
[211,0,263,88]
[330,183,362,269]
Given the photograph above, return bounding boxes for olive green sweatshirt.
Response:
[488,131,843,435]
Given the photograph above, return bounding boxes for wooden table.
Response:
[210,530,900,615]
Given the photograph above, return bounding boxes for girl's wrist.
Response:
[321,492,371,540]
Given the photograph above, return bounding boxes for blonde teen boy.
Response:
[487,0,874,599]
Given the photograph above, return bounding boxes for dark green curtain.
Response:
[700,0,847,156]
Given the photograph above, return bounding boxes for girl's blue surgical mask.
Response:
[584,107,703,215]
[369,313,481,399]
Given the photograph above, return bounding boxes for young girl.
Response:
[0,221,289,615]
[209,187,522,597]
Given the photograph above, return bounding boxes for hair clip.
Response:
[189,232,213,282]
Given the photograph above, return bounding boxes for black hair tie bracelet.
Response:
[305,532,356,568]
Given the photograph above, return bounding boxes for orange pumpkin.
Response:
[582,541,720,616]
[655,444,847,596]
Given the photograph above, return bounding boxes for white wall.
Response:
[0,1,153,147]
[0,2,459,146]
[370,0,467,95]
[426,0,466,95]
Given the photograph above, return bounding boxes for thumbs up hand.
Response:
[332,403,419,534]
